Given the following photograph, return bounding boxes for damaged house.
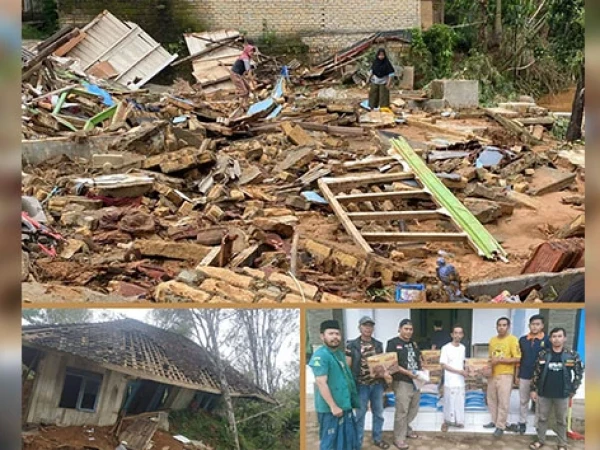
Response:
[22,319,273,427]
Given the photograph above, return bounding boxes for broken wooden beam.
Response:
[347,210,447,221]
[485,110,542,146]
[335,190,430,204]
[362,232,468,242]
[318,178,373,254]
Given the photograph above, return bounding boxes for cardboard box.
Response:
[367,352,398,378]
[421,350,441,365]
[465,358,491,378]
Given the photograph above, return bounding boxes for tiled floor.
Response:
[365,390,554,435]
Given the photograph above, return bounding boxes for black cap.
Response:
[359,316,375,326]
[399,319,412,328]
[320,320,340,333]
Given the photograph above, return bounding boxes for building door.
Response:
[410,309,473,355]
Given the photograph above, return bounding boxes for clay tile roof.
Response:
[22,318,274,403]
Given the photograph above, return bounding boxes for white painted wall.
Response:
[27,352,129,427]
[343,309,410,344]
[471,309,540,345]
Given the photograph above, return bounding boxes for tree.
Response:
[492,0,503,49]
[548,0,585,141]
[149,309,241,450]
[191,310,241,450]
[229,310,299,394]
[22,309,93,325]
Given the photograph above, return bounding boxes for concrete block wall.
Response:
[58,0,422,53]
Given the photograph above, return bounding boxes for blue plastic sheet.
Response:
[82,82,114,107]
[301,191,328,204]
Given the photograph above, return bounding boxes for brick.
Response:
[304,239,332,263]
[320,292,352,303]
[268,272,318,300]
[252,216,297,238]
[196,267,255,289]
[49,196,102,212]
[134,239,212,261]
[199,278,255,303]
[92,154,125,169]
[178,201,194,216]
[282,293,305,303]
[60,211,98,230]
[208,296,235,303]
[241,267,267,279]
[205,204,225,221]
[332,250,362,270]
[257,286,283,300]
[154,280,212,303]
[281,121,315,146]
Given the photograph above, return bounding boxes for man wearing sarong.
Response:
[310,320,360,450]
[440,324,467,432]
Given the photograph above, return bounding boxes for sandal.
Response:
[441,422,449,432]
[394,441,409,450]
[374,441,390,449]
[407,432,419,439]
[529,442,544,450]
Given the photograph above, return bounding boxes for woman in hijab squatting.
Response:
[230,41,257,108]
[369,48,395,111]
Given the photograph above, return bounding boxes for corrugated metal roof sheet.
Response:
[65,10,177,89]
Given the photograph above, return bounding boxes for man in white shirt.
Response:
[440,324,468,431]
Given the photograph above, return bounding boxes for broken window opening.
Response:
[58,368,103,412]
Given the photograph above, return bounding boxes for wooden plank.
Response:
[342,156,397,170]
[322,171,415,188]
[119,416,159,450]
[335,190,430,204]
[318,179,373,254]
[485,110,542,146]
[515,117,555,126]
[347,210,446,221]
[362,232,467,242]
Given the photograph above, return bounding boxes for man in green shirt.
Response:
[309,320,360,450]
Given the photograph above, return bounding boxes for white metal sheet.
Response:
[65,10,177,89]
[184,30,242,84]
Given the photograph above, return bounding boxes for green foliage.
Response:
[453,50,517,105]
[170,393,300,450]
[256,24,309,61]
[170,409,232,449]
[22,24,50,40]
[22,309,93,325]
[405,28,432,88]
[548,0,585,71]
[423,24,457,79]
[41,0,59,34]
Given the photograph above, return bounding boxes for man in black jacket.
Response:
[346,316,389,449]
[529,327,584,450]
[386,319,422,450]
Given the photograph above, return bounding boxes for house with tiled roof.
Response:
[22,319,274,427]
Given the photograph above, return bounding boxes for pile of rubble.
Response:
[21,13,585,303]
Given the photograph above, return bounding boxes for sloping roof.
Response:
[22,318,273,403]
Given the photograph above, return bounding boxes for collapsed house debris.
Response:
[21,17,585,303]
[22,319,272,450]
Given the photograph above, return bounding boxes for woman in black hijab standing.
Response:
[369,48,395,110]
